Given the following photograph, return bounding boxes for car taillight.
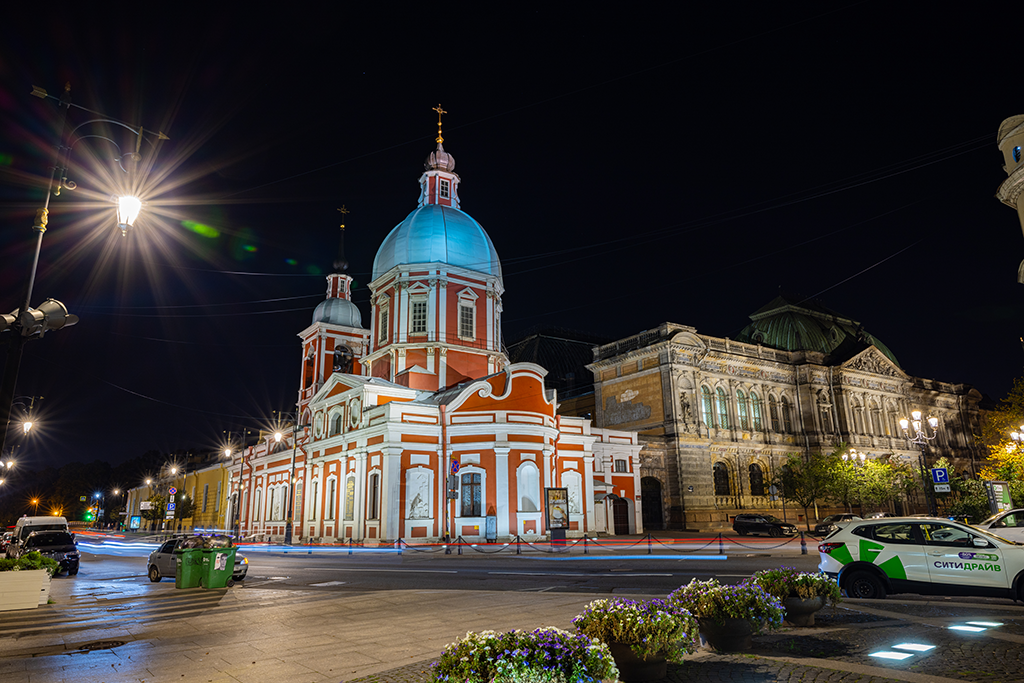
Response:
[818,542,845,554]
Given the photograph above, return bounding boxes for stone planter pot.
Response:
[783,596,825,627]
[698,617,755,652]
[606,641,668,682]
[0,569,48,612]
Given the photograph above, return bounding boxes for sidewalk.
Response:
[3,578,1022,683]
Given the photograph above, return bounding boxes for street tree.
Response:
[774,452,831,530]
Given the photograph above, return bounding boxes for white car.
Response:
[818,516,1024,600]
[976,509,1024,544]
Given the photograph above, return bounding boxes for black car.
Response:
[732,514,798,537]
[17,530,80,575]
[814,513,862,536]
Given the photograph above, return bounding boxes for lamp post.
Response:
[31,498,39,516]
[93,491,104,529]
[899,410,940,516]
[223,430,252,540]
[274,412,309,545]
[0,83,168,461]
[841,448,867,514]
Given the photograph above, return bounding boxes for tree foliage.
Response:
[979,377,1024,480]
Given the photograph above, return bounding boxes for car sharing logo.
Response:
[958,552,999,562]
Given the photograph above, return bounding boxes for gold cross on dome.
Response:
[432,104,447,143]
[337,205,349,229]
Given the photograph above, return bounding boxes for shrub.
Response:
[572,597,698,662]
[0,552,60,576]
[431,627,618,683]
[668,578,784,631]
[748,567,842,606]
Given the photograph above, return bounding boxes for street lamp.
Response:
[0,84,168,463]
[273,411,309,545]
[899,410,940,516]
[31,498,39,515]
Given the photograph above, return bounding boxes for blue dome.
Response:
[372,205,502,282]
[313,298,362,328]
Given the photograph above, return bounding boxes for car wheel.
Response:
[148,565,161,582]
[68,565,79,576]
[226,579,235,588]
[737,528,748,536]
[769,527,782,538]
[845,570,886,599]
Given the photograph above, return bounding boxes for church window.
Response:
[781,396,792,433]
[517,463,540,512]
[716,387,729,429]
[309,480,319,520]
[1016,146,1022,163]
[439,178,450,199]
[461,472,482,517]
[614,459,627,473]
[751,392,763,431]
[330,411,343,436]
[458,302,475,340]
[378,304,389,343]
[410,300,427,334]
[769,396,780,432]
[254,489,262,521]
[701,386,714,429]
[748,463,765,496]
[326,477,337,520]
[367,473,380,520]
[713,462,730,496]
[737,390,749,430]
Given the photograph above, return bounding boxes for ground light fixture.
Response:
[892,643,935,652]
[869,652,913,660]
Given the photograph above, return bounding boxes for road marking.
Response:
[518,555,728,561]
[326,568,458,574]
[309,581,347,586]
[489,571,673,577]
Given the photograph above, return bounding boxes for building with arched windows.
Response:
[215,136,643,544]
[586,294,984,530]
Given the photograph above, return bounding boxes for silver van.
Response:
[7,516,69,558]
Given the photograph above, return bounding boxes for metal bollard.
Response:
[516,534,522,555]
[800,531,807,555]
[718,532,725,555]
[457,536,463,555]
[583,535,589,555]
[647,533,653,555]
[348,538,353,556]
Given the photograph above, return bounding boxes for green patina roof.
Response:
[734,294,900,368]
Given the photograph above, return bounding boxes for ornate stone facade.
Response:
[586,297,984,530]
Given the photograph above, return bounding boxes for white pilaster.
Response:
[495,447,510,538]
[382,446,402,540]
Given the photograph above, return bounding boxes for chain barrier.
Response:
[722,534,802,551]
[649,535,722,553]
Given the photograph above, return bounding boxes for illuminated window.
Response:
[439,178,450,199]
[459,303,474,339]
[1016,146,1022,163]
[751,392,763,431]
[769,396,780,432]
[737,390,749,430]
[461,472,482,516]
[713,462,730,496]
[411,300,427,334]
[327,477,336,520]
[309,480,318,520]
[368,473,380,520]
[701,386,714,428]
[781,396,792,433]
[378,304,389,343]
[716,387,729,429]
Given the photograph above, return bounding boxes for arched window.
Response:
[701,386,714,428]
[713,462,730,496]
[461,471,482,517]
[870,401,882,435]
[254,488,262,521]
[716,387,729,429]
[326,477,337,520]
[309,480,319,520]
[736,390,749,430]
[517,463,540,512]
[751,392,763,431]
[563,471,583,514]
[748,463,765,496]
[367,473,381,520]
[769,396,780,432]
[330,411,343,436]
[781,396,792,433]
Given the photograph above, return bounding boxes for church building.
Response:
[226,123,643,543]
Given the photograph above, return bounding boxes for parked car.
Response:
[818,516,1024,600]
[6,516,69,559]
[865,512,895,519]
[13,530,80,575]
[147,536,248,583]
[0,531,12,554]
[975,509,1024,544]
[732,514,798,537]
[814,514,862,536]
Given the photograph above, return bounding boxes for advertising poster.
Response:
[129,515,142,530]
[545,487,569,530]
[985,481,1012,514]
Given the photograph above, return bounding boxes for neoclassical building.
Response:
[214,134,643,543]
[586,294,984,530]
[996,114,1024,281]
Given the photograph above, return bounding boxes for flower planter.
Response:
[0,569,48,611]
[698,617,755,652]
[607,642,667,682]
[783,596,825,627]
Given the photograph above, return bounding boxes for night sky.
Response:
[0,5,1020,471]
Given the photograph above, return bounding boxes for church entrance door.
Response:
[641,477,663,530]
[612,498,630,535]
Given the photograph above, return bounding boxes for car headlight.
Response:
[242,557,248,565]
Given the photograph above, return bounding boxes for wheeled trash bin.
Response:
[200,535,236,589]
[173,538,205,589]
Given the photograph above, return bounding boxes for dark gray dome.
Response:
[313,298,362,328]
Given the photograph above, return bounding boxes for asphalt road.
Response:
[71,542,823,598]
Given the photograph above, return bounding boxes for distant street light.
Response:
[273,411,309,545]
[0,83,168,462]
[899,410,940,516]
[31,498,38,515]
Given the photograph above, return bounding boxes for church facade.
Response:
[223,134,643,544]
[586,296,984,530]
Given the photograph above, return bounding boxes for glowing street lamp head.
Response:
[22,421,32,434]
[5,460,13,469]
[145,478,152,486]
[224,448,232,457]
[113,489,120,495]
[116,195,142,235]
[274,431,283,442]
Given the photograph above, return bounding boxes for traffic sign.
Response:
[451,460,460,474]
[168,487,177,495]
[79,496,86,502]
[931,468,949,484]
[934,484,951,493]
[167,502,176,511]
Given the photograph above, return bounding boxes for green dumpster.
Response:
[200,536,236,589]
[173,539,205,589]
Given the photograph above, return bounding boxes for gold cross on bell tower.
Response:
[337,205,349,230]
[432,104,447,144]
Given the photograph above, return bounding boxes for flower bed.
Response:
[431,627,618,683]
[668,578,784,631]
[747,567,842,606]
[572,597,698,662]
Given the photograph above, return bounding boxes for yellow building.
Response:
[126,462,234,533]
